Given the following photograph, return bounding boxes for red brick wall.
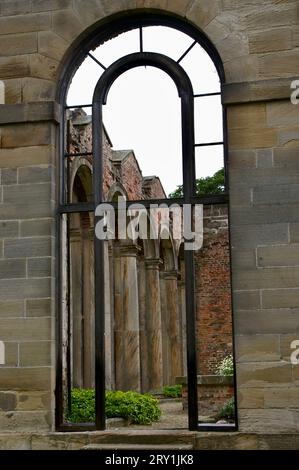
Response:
[195,205,233,375]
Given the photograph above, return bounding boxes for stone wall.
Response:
[0,0,299,439]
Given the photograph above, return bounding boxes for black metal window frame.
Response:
[56,11,238,432]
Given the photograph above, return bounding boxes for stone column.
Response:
[160,270,183,385]
[114,243,141,391]
[144,258,163,392]
[138,257,147,392]
[178,262,187,377]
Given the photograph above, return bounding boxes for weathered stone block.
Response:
[229,127,277,149]
[259,50,299,79]
[32,0,72,12]
[249,28,292,53]
[0,0,31,16]
[19,341,51,367]
[186,0,219,29]
[0,392,17,411]
[238,361,292,388]
[195,432,259,450]
[229,150,256,169]
[256,149,273,169]
[233,290,260,310]
[27,257,51,278]
[0,221,19,238]
[0,317,51,341]
[26,298,51,317]
[0,201,53,221]
[18,166,52,184]
[38,31,69,61]
[236,267,299,290]
[22,77,56,102]
[227,103,266,130]
[264,387,299,408]
[278,127,299,148]
[267,100,299,128]
[16,391,51,411]
[262,289,299,309]
[231,249,256,270]
[230,204,299,226]
[72,0,107,27]
[0,410,50,431]
[253,184,299,205]
[2,78,22,104]
[0,146,54,168]
[238,388,265,409]
[290,223,299,243]
[0,278,51,300]
[31,433,69,450]
[0,433,31,450]
[0,33,37,57]
[0,259,26,279]
[52,9,84,42]
[258,244,299,268]
[20,219,53,238]
[231,223,288,249]
[0,300,24,318]
[224,56,259,83]
[236,335,280,363]
[0,55,29,79]
[242,5,299,29]
[236,309,299,335]
[0,13,51,35]
[239,409,299,433]
[3,183,52,205]
[4,237,51,258]
[273,148,299,168]
[1,123,54,148]
[0,367,51,391]
[1,168,17,185]
[29,54,59,81]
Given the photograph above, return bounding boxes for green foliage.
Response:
[218,397,235,421]
[216,354,234,376]
[162,385,182,398]
[169,168,225,198]
[68,389,161,425]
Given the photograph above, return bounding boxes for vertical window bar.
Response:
[139,27,143,53]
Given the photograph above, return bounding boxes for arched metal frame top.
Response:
[57,10,225,104]
[92,52,196,205]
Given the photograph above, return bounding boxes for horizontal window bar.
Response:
[65,104,92,109]
[194,92,221,98]
[57,423,96,432]
[59,194,229,214]
[64,151,93,158]
[197,423,237,432]
[88,52,106,70]
[195,142,223,147]
[59,203,94,213]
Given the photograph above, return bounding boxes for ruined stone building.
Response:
[68,108,232,393]
[0,0,299,450]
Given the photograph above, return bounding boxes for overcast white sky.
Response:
[67,26,223,195]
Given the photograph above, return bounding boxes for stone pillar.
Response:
[144,258,163,392]
[138,257,147,392]
[178,261,187,377]
[160,271,183,385]
[114,244,141,391]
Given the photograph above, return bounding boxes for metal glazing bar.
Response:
[58,203,94,214]
[64,151,93,158]
[194,92,221,98]
[88,52,107,70]
[139,27,143,52]
[177,40,197,64]
[65,104,92,109]
[195,142,223,147]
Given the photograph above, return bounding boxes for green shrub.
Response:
[68,389,161,425]
[162,385,182,398]
[218,397,235,421]
[216,354,234,376]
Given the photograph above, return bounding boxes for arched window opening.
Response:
[57,13,237,433]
